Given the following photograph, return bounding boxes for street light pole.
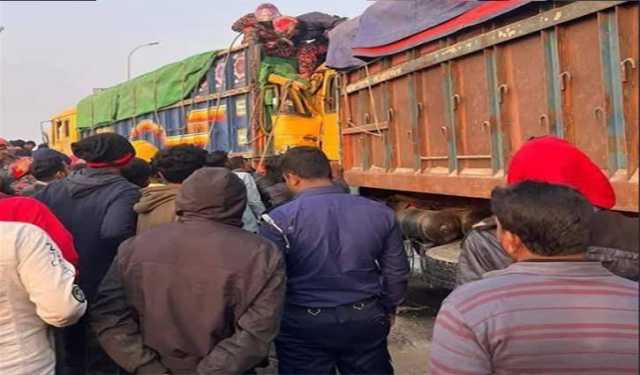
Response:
[127,41,159,80]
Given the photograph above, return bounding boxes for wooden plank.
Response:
[341,122,389,135]
[346,1,625,94]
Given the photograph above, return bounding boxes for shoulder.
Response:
[443,273,517,309]
[0,221,50,254]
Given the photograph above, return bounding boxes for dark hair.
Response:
[10,139,25,148]
[228,156,247,171]
[280,146,331,180]
[491,181,593,256]
[25,141,36,147]
[263,155,284,182]
[205,151,229,168]
[32,155,66,181]
[37,143,49,149]
[121,158,153,188]
[151,145,206,183]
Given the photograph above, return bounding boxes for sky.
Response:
[0,0,370,142]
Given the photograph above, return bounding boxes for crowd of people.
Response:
[0,131,638,375]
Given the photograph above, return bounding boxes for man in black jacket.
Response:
[36,133,141,375]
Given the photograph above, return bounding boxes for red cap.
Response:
[507,136,615,209]
[0,137,8,147]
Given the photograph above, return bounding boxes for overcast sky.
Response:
[0,0,369,142]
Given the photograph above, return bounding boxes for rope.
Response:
[258,80,294,169]
[364,63,383,136]
[206,32,243,148]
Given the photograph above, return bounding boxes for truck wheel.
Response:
[420,240,462,290]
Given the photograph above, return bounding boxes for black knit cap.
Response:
[71,133,135,168]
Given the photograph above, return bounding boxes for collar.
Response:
[295,184,346,199]
[484,261,615,279]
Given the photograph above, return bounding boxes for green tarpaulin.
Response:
[77,51,218,129]
[258,56,300,88]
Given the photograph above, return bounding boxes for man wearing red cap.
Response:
[35,133,141,375]
[457,136,639,285]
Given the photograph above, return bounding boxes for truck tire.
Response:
[420,241,462,290]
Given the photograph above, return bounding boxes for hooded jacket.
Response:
[91,168,286,375]
[35,168,140,302]
[133,183,181,234]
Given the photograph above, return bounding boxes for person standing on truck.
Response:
[0,221,87,375]
[134,145,207,234]
[232,3,296,59]
[91,167,286,375]
[457,136,639,285]
[259,146,410,375]
[35,133,140,375]
[430,181,639,374]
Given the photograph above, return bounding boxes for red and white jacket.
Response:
[0,222,86,375]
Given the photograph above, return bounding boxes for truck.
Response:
[47,44,340,162]
[334,0,638,288]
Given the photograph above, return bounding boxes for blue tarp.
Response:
[352,0,479,49]
[326,17,365,70]
[327,0,535,69]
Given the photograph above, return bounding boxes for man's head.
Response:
[31,149,69,182]
[228,156,248,171]
[24,141,36,152]
[151,145,207,184]
[121,158,153,188]
[205,150,229,168]
[491,181,593,261]
[508,136,615,209]
[0,138,10,162]
[9,139,25,150]
[71,133,135,173]
[175,167,247,227]
[255,3,280,24]
[280,146,332,194]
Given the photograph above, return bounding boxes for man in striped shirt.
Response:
[429,181,639,375]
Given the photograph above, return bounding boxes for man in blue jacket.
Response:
[259,146,409,375]
[36,133,140,375]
